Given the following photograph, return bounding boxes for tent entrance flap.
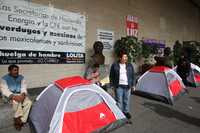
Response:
[62,102,116,133]
[61,89,120,133]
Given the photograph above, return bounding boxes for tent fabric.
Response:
[174,63,200,87]
[55,76,91,91]
[194,73,200,82]
[135,66,185,105]
[66,90,103,112]
[191,63,200,73]
[189,63,200,87]
[49,84,126,133]
[149,66,171,73]
[136,72,170,97]
[169,80,182,96]
[62,102,116,133]
[29,76,126,133]
[29,84,62,133]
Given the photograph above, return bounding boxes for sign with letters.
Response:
[126,15,138,37]
[0,0,85,64]
[97,29,114,50]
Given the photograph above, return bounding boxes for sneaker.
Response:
[185,89,189,94]
[14,117,23,131]
[124,112,132,119]
[126,120,133,124]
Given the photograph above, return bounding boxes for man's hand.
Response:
[131,87,135,95]
[92,71,100,78]
[12,94,26,103]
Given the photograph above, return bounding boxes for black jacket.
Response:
[177,57,191,78]
[109,62,135,88]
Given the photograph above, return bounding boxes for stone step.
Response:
[0,104,13,130]
[0,123,31,133]
[0,87,45,130]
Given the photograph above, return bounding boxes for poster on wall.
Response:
[126,15,138,37]
[0,0,86,64]
[142,38,166,55]
[97,29,114,50]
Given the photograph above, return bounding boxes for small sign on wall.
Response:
[97,29,114,50]
[126,15,138,37]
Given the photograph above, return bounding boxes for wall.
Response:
[0,0,199,88]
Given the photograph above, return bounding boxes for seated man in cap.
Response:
[0,64,32,131]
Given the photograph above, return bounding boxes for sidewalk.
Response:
[0,87,200,133]
[0,87,44,133]
[114,87,200,133]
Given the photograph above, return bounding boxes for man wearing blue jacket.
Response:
[0,64,32,131]
[110,51,135,121]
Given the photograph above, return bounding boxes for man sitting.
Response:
[0,64,32,131]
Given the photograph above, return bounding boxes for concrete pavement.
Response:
[0,87,200,133]
[114,87,200,133]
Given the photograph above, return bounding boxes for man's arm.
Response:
[18,79,27,103]
[84,67,93,80]
[109,63,115,88]
[0,79,26,102]
[131,64,135,87]
[21,79,27,95]
[0,79,13,99]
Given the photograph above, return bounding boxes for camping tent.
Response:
[174,63,200,87]
[29,76,127,133]
[135,66,186,105]
[188,63,200,87]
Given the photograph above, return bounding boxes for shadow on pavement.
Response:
[143,102,200,127]
[190,97,200,104]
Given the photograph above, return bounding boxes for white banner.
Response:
[0,0,86,53]
[97,29,114,50]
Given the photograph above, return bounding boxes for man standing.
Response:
[0,64,32,130]
[177,55,191,86]
[109,51,135,122]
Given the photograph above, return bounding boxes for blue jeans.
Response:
[115,85,131,113]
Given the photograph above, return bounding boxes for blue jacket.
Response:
[109,62,135,88]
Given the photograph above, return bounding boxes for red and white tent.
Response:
[174,63,200,87]
[135,66,186,105]
[29,76,127,133]
[188,63,200,87]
